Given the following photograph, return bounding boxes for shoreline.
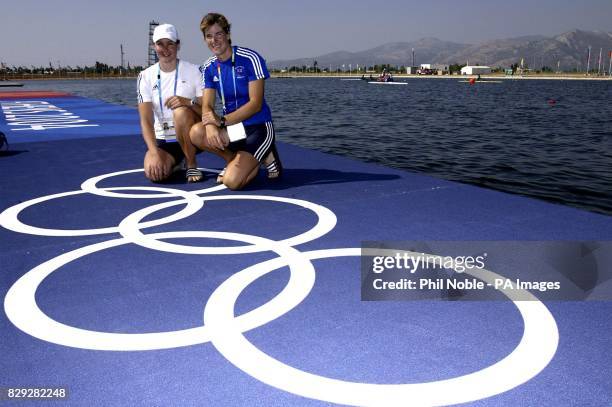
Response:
[2,73,611,82]
[1,76,136,81]
[270,73,612,81]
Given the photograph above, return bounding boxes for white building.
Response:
[420,63,448,71]
[461,66,492,75]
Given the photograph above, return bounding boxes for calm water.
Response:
[16,77,612,215]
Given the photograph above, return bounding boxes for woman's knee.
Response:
[173,107,196,127]
[189,122,205,146]
[222,171,244,190]
[223,155,259,190]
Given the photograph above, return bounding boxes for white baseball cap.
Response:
[153,24,179,43]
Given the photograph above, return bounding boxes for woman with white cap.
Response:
[189,12,282,190]
[137,23,204,182]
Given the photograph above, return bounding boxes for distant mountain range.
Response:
[268,30,612,71]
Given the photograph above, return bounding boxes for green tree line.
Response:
[1,62,144,76]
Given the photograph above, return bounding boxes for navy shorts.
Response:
[156,140,202,164]
[227,121,275,163]
[156,139,184,164]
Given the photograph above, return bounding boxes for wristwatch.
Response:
[219,116,227,129]
[190,96,199,106]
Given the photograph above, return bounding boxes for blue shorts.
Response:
[227,121,275,162]
[156,140,184,164]
[156,139,201,164]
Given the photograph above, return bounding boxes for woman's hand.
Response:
[145,148,170,181]
[164,95,190,110]
[205,124,229,150]
[201,111,220,127]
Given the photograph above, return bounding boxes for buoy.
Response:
[469,78,476,85]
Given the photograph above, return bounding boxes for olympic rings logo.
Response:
[1,168,559,406]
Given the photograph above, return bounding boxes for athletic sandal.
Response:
[186,168,203,183]
[263,144,283,180]
[216,167,226,184]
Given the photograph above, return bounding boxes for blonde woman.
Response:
[189,13,282,190]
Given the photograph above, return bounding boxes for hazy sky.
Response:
[2,0,611,67]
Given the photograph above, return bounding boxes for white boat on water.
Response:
[0,81,24,87]
[368,81,407,85]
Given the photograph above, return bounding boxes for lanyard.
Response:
[156,59,179,119]
[216,47,238,114]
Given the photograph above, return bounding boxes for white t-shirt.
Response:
[137,59,202,140]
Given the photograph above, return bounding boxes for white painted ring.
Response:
[80,168,226,199]
[3,231,315,351]
[0,186,201,236]
[205,248,559,406]
[118,194,337,254]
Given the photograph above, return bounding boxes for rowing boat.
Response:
[367,81,407,85]
[458,80,503,84]
[0,82,24,87]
